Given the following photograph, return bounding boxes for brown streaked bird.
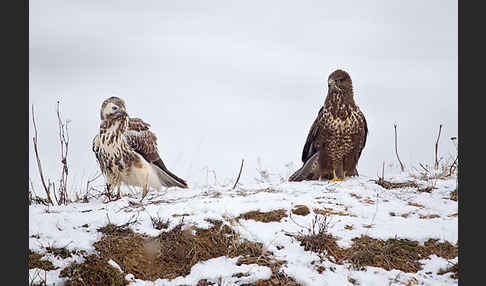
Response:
[289,69,368,182]
[92,96,188,200]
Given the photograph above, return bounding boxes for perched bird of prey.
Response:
[92,96,188,200]
[289,69,368,182]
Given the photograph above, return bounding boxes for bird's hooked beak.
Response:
[117,106,127,117]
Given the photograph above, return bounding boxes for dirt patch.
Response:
[237,209,288,223]
[292,205,310,216]
[29,250,57,271]
[59,254,128,286]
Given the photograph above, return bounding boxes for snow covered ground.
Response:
[29,170,458,286]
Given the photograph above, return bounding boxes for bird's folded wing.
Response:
[301,106,324,163]
[125,118,188,188]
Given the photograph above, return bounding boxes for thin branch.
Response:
[394,124,405,172]
[56,101,70,204]
[31,105,53,205]
[434,124,443,170]
[232,159,245,189]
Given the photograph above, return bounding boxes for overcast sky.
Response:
[29,0,457,192]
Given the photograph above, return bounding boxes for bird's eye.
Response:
[112,106,118,110]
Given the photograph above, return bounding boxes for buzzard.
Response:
[289,69,368,182]
[92,96,188,200]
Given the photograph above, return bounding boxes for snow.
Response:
[29,171,458,285]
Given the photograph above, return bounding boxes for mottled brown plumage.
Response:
[92,97,187,200]
[289,69,368,182]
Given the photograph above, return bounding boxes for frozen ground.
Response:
[29,170,458,286]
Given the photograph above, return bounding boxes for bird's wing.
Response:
[301,106,324,163]
[92,134,103,169]
[124,117,188,188]
[357,111,368,159]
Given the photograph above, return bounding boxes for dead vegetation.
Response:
[288,214,458,274]
[373,178,419,190]
[59,254,128,286]
[438,262,459,279]
[291,205,310,216]
[29,250,57,271]
[313,207,356,217]
[60,217,297,284]
[450,188,458,201]
[237,209,288,223]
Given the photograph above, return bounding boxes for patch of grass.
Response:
[291,205,310,216]
[407,202,424,208]
[88,218,278,281]
[373,178,419,190]
[313,207,356,217]
[290,215,458,273]
[237,209,288,223]
[29,250,57,271]
[45,246,76,259]
[150,215,170,230]
[438,262,458,279]
[59,254,128,286]
[450,188,458,201]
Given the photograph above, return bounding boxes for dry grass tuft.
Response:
[65,218,288,283]
[291,205,310,216]
[59,254,128,286]
[289,214,458,273]
[450,188,458,201]
[313,207,356,217]
[438,262,458,279]
[29,250,57,271]
[373,178,419,190]
[150,215,170,230]
[237,209,288,223]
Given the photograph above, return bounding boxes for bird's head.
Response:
[327,69,353,96]
[100,96,128,121]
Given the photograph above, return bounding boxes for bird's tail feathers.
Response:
[288,151,321,182]
[150,162,188,189]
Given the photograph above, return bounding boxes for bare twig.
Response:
[31,105,53,205]
[394,124,405,172]
[232,159,245,189]
[448,136,458,176]
[85,171,102,202]
[56,101,70,204]
[419,163,429,173]
[434,124,443,170]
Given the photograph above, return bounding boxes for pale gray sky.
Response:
[29,0,457,191]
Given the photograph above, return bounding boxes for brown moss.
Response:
[237,209,288,223]
[28,250,57,271]
[292,205,310,216]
